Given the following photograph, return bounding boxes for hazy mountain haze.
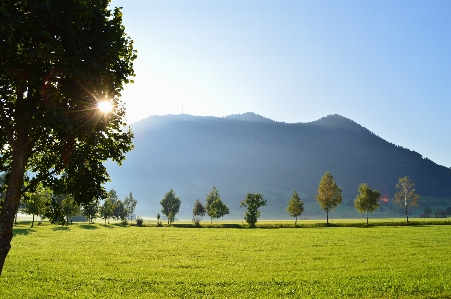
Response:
[105,113,451,220]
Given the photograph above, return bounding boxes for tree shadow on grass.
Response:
[13,227,36,236]
[52,226,70,231]
[111,223,130,228]
[79,224,99,230]
[100,224,115,229]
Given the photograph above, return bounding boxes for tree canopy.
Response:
[204,186,229,224]
[192,199,206,226]
[160,189,181,225]
[240,193,266,228]
[0,0,136,275]
[354,183,380,224]
[209,198,229,223]
[315,172,342,225]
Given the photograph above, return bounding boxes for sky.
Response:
[109,0,451,168]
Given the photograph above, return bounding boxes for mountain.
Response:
[104,113,451,220]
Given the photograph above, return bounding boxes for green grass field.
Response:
[1,221,451,298]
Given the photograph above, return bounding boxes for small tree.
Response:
[60,195,80,226]
[240,193,266,228]
[205,186,220,224]
[192,199,206,226]
[393,176,420,223]
[286,190,304,226]
[124,192,138,221]
[423,207,433,217]
[160,189,181,225]
[99,197,115,224]
[21,187,52,227]
[156,213,162,226]
[112,200,128,222]
[315,172,342,225]
[354,183,381,225]
[82,200,99,224]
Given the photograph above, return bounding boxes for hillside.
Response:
[104,113,451,220]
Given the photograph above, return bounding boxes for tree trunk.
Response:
[31,214,34,228]
[406,205,409,223]
[0,154,27,275]
[326,211,329,225]
[295,216,297,226]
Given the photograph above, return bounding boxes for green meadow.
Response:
[1,221,451,298]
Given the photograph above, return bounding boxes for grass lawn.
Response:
[1,221,451,298]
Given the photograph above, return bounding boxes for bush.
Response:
[136,217,144,226]
[192,217,201,227]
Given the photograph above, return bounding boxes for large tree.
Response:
[0,174,5,209]
[315,172,342,225]
[0,0,136,274]
[354,183,380,225]
[240,193,266,228]
[393,176,420,223]
[286,190,304,226]
[160,189,181,225]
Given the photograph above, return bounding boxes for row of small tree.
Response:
[97,190,138,224]
[157,172,420,227]
[159,187,267,228]
[290,172,420,225]
[16,185,138,226]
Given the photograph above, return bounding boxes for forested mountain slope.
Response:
[105,113,451,219]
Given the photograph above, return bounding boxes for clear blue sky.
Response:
[110,0,451,168]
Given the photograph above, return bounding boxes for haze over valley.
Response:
[105,113,451,220]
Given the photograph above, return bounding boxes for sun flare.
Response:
[97,101,113,113]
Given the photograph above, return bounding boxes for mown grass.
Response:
[1,221,451,298]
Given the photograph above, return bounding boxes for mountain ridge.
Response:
[105,113,451,219]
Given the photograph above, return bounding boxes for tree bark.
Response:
[0,154,27,275]
[326,211,329,225]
